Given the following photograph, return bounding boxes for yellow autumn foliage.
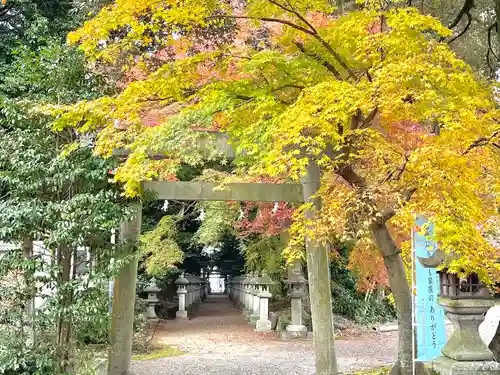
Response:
[53,1,500,285]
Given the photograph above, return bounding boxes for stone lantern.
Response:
[418,250,500,374]
[436,270,495,361]
[255,272,274,332]
[284,264,308,338]
[144,278,161,320]
[175,272,189,319]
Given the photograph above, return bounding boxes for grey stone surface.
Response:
[431,356,500,375]
[255,319,271,332]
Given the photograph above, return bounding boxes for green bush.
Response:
[329,244,396,325]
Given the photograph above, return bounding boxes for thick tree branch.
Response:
[266,0,317,34]
[216,15,315,36]
[214,13,355,80]
[314,36,355,79]
[440,0,474,44]
[379,187,417,223]
[360,107,378,129]
[379,153,410,184]
[350,109,363,130]
[293,40,342,79]
[448,0,474,30]
[487,22,499,76]
[448,12,472,44]
[266,0,352,79]
[337,164,367,191]
[462,128,500,154]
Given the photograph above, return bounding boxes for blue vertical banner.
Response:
[413,216,447,361]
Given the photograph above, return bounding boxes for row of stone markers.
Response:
[143,273,209,320]
[175,273,209,319]
[227,273,273,331]
[226,269,308,337]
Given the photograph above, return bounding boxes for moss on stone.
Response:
[347,366,391,375]
[132,345,186,360]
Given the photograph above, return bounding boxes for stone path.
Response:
[131,294,397,375]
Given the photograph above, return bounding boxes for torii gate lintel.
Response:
[143,181,304,202]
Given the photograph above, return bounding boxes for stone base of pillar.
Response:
[284,324,308,338]
[249,313,259,325]
[176,310,188,319]
[431,356,500,375]
[442,311,495,361]
[255,319,271,332]
[145,306,158,320]
[243,308,251,317]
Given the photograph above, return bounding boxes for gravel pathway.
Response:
[131,294,397,375]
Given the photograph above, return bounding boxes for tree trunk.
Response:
[496,0,500,60]
[108,201,142,375]
[301,161,338,375]
[337,0,344,15]
[370,223,426,375]
[21,237,35,345]
[56,245,74,373]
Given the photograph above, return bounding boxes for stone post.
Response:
[242,274,251,316]
[245,273,256,319]
[285,262,308,338]
[227,278,232,299]
[250,272,260,325]
[256,272,274,332]
[108,201,142,375]
[234,277,241,306]
[193,276,199,304]
[175,273,189,319]
[186,274,193,309]
[201,277,207,300]
[231,277,238,303]
[144,278,160,320]
[197,277,202,302]
[238,275,248,312]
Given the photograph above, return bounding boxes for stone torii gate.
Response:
[108,133,337,375]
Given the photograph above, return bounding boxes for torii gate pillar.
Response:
[301,161,337,375]
[108,201,142,375]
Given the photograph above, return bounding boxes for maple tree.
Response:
[53,0,500,374]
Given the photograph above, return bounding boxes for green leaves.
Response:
[140,216,184,276]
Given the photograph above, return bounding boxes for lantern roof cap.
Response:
[249,272,259,284]
[256,272,274,285]
[417,249,458,269]
[144,278,161,293]
[285,268,307,285]
[175,272,189,285]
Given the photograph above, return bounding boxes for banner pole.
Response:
[411,214,416,375]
